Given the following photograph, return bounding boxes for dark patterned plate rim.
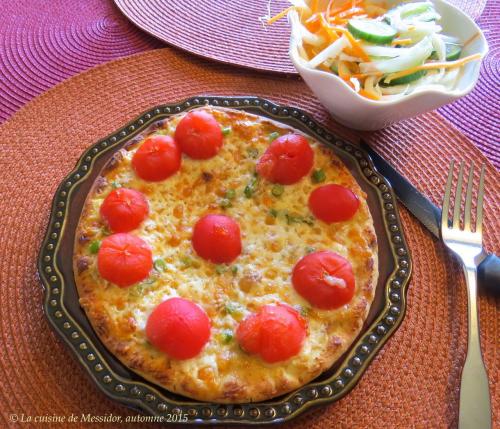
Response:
[38,96,412,425]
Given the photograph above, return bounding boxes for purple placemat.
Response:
[0,0,498,167]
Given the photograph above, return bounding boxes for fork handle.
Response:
[459,266,492,429]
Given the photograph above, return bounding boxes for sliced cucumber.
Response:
[430,43,462,61]
[347,19,397,44]
[330,62,339,75]
[382,70,428,86]
[444,43,462,61]
[399,3,433,19]
[385,2,440,24]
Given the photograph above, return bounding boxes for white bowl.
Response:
[289,0,489,130]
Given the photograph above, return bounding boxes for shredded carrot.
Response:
[310,0,319,14]
[337,6,365,19]
[385,53,483,82]
[338,61,352,81]
[334,27,370,62]
[352,72,384,79]
[329,0,362,16]
[359,89,381,100]
[304,13,322,32]
[391,38,413,46]
[319,13,340,43]
[266,5,298,25]
[463,32,480,48]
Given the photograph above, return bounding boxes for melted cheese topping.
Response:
[74,107,378,402]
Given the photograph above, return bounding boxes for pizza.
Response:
[74,106,378,403]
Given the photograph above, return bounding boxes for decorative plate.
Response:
[38,96,412,425]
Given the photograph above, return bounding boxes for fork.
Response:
[441,160,492,429]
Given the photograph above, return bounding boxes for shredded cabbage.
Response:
[360,36,433,74]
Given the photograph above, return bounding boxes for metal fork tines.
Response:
[441,160,491,429]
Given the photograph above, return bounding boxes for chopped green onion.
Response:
[153,258,167,272]
[246,147,259,158]
[225,302,240,315]
[111,181,122,189]
[219,198,232,209]
[216,265,228,275]
[180,256,193,267]
[244,185,253,198]
[222,126,232,135]
[244,176,258,198]
[231,265,238,276]
[129,284,144,298]
[303,216,315,226]
[271,184,284,197]
[269,208,278,218]
[305,246,316,254]
[142,275,157,285]
[268,131,280,142]
[89,240,101,254]
[285,213,302,225]
[155,129,169,135]
[220,330,234,344]
[311,169,326,183]
[225,189,236,200]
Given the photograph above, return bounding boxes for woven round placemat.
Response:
[1,0,498,168]
[113,0,487,76]
[0,48,498,428]
[0,0,161,123]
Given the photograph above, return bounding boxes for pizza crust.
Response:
[73,107,378,403]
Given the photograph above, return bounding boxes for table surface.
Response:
[0,0,499,168]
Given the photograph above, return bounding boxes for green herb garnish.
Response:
[219,198,232,209]
[155,129,169,135]
[311,168,326,183]
[222,126,232,135]
[180,256,193,267]
[220,330,234,344]
[305,246,316,254]
[246,147,259,158]
[271,184,284,197]
[215,265,228,275]
[129,284,144,298]
[303,215,315,226]
[244,176,259,198]
[268,131,280,142]
[225,302,240,315]
[231,265,238,276]
[154,258,167,272]
[269,208,278,218]
[285,213,303,225]
[89,240,101,254]
[111,181,122,189]
[225,189,236,200]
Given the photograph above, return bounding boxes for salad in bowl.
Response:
[268,0,488,129]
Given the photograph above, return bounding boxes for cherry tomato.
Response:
[97,233,152,287]
[100,188,149,232]
[146,297,211,360]
[292,251,355,309]
[132,135,181,181]
[174,110,223,159]
[308,184,360,223]
[236,304,306,363]
[192,214,241,263]
[256,134,314,185]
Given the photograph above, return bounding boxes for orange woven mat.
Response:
[0,48,498,428]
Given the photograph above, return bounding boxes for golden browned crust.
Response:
[73,107,378,403]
